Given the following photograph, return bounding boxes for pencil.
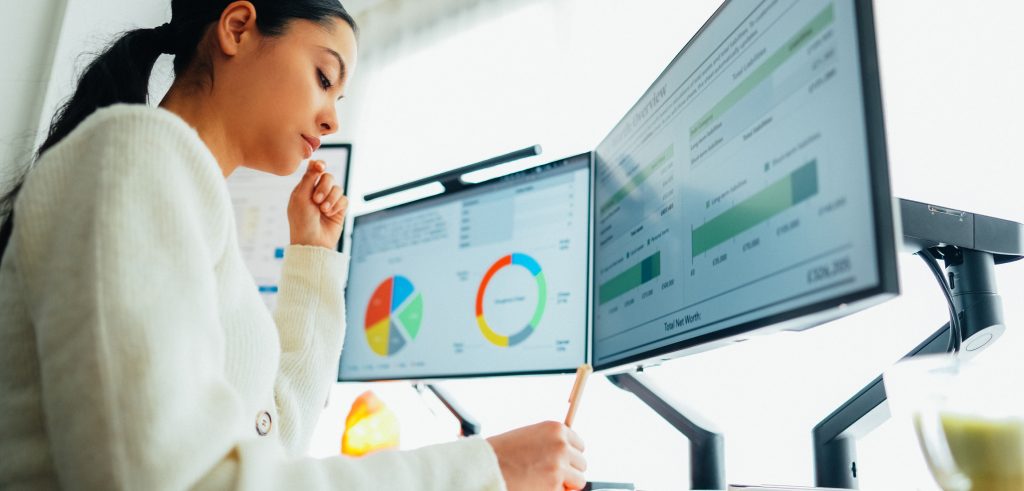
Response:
[564,363,593,427]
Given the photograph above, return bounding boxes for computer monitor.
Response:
[228,143,352,310]
[338,153,591,381]
[592,0,898,370]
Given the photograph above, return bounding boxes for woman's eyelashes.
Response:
[317,69,333,90]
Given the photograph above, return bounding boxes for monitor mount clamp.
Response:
[813,198,1024,488]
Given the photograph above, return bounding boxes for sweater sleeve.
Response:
[14,107,506,491]
[271,244,348,455]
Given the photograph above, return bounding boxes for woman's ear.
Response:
[215,1,258,57]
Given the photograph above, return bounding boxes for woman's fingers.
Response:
[313,172,335,204]
[295,160,325,198]
[567,446,587,473]
[565,427,585,453]
[321,186,344,215]
[485,421,587,491]
[562,465,587,491]
[286,160,346,249]
[563,427,587,489]
[330,194,349,218]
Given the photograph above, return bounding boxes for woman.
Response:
[0,1,586,489]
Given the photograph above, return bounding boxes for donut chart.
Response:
[475,253,547,347]
[365,276,423,357]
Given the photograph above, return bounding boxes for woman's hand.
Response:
[486,421,587,491]
[288,160,348,249]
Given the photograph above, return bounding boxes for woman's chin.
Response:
[280,161,303,176]
[258,160,302,177]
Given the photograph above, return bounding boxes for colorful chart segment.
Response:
[475,253,547,347]
[365,276,423,357]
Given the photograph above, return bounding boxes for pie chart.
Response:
[364,275,423,357]
[475,253,547,347]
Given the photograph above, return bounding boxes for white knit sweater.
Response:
[0,105,506,490]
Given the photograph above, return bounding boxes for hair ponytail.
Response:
[39,26,172,158]
[0,25,171,257]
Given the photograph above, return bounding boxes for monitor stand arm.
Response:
[812,316,952,488]
[607,371,726,490]
[414,383,482,437]
[813,198,1024,488]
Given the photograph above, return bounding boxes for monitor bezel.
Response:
[313,142,353,253]
[338,152,594,382]
[591,0,899,372]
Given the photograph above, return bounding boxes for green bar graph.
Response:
[599,251,662,305]
[690,4,835,137]
[599,145,675,216]
[692,161,818,257]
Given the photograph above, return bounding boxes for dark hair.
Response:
[0,0,357,257]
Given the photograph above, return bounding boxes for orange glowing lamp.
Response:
[341,390,400,456]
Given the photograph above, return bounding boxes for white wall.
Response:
[0,0,174,200]
[0,0,66,193]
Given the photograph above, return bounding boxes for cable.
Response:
[919,250,961,353]
[917,249,962,353]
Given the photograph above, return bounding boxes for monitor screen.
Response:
[339,154,591,381]
[592,0,897,370]
[228,144,351,310]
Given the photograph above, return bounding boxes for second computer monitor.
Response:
[592,0,898,370]
[339,154,591,381]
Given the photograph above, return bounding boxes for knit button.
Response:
[255,411,272,436]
